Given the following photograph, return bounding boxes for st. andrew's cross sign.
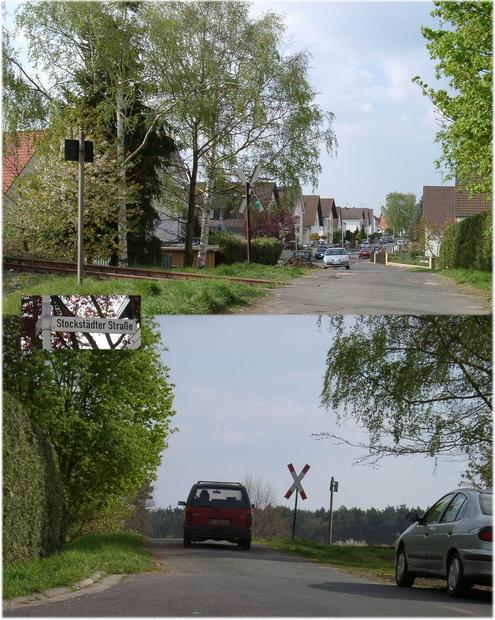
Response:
[284,463,310,538]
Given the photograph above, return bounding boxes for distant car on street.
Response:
[179,481,253,550]
[291,249,312,262]
[314,246,327,260]
[395,488,492,597]
[323,247,350,270]
[358,247,371,259]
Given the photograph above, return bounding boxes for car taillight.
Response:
[185,508,192,525]
[478,526,492,542]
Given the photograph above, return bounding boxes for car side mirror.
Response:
[405,511,421,523]
[178,501,186,506]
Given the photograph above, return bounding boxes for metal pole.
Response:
[77,128,85,285]
[246,182,251,263]
[328,476,334,545]
[291,488,299,539]
[41,295,51,352]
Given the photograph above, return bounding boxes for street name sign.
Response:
[51,316,138,334]
[285,463,310,500]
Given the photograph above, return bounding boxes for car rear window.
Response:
[479,493,492,516]
[191,487,248,508]
[326,249,346,255]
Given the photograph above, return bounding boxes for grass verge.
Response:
[3,264,309,315]
[434,268,492,294]
[3,533,154,600]
[262,538,395,580]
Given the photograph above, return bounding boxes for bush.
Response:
[439,211,492,271]
[251,237,283,265]
[215,232,282,265]
[3,392,65,566]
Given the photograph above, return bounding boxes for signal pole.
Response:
[328,476,339,545]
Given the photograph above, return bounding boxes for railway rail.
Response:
[3,256,274,287]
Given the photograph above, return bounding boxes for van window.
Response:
[191,487,248,508]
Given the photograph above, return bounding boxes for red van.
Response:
[179,481,253,550]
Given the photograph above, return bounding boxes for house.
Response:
[302,195,322,243]
[340,207,365,234]
[320,198,338,243]
[3,131,43,206]
[422,183,491,256]
[279,186,305,248]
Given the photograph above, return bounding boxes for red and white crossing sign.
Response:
[285,463,310,500]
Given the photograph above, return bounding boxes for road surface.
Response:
[4,540,492,617]
[239,257,489,315]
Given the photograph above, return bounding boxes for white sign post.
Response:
[235,164,263,263]
[284,463,310,539]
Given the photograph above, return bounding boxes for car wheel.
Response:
[239,538,251,551]
[395,548,415,587]
[346,265,350,270]
[447,552,470,597]
[183,535,191,547]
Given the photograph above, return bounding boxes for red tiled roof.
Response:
[3,131,43,194]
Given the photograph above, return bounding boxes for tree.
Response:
[318,315,492,487]
[381,192,418,237]
[413,2,492,200]
[9,2,179,265]
[144,1,336,267]
[242,474,287,539]
[3,316,176,539]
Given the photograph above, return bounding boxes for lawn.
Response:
[263,538,396,580]
[435,268,492,295]
[3,533,154,600]
[3,263,309,315]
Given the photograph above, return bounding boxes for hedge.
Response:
[3,392,65,566]
[214,232,282,265]
[439,211,492,272]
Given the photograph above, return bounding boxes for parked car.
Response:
[291,249,312,262]
[323,247,350,269]
[358,247,371,258]
[179,481,253,550]
[314,246,327,260]
[395,488,492,597]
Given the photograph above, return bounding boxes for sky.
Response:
[248,1,449,214]
[153,315,469,514]
[5,0,449,218]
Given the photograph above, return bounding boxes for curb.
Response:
[3,572,126,609]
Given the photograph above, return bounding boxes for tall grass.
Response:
[3,533,154,600]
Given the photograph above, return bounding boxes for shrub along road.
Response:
[4,539,491,617]
[238,258,490,315]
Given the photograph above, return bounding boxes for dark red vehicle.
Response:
[359,247,371,258]
[179,481,253,550]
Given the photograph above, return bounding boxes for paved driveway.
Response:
[240,258,490,315]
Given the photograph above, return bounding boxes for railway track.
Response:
[3,256,274,287]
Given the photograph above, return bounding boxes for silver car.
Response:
[323,247,350,270]
[395,488,492,597]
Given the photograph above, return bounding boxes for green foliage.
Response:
[414,2,492,199]
[214,232,281,265]
[265,539,395,577]
[3,391,64,566]
[3,533,153,599]
[381,192,418,237]
[319,316,492,486]
[438,211,492,272]
[3,317,176,538]
[251,237,283,265]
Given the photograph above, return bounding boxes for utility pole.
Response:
[246,181,251,263]
[77,128,85,285]
[328,476,339,545]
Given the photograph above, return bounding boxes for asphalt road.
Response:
[240,256,490,315]
[5,539,492,617]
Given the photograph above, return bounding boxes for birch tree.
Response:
[144,1,336,267]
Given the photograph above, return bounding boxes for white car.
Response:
[323,248,350,270]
